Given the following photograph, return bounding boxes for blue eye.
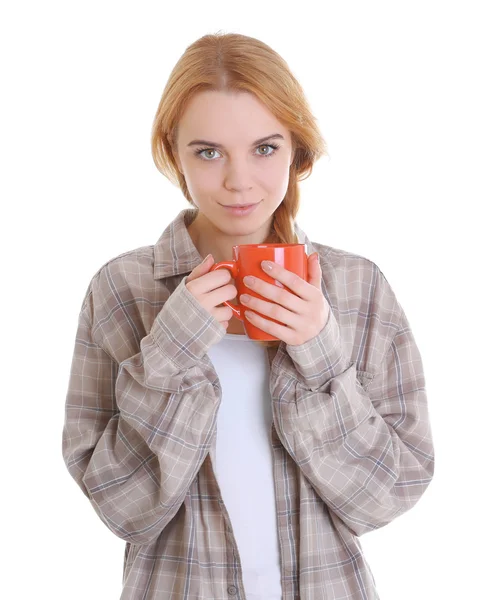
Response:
[194,143,280,161]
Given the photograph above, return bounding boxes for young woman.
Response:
[62,32,435,600]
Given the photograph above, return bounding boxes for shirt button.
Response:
[227,585,238,595]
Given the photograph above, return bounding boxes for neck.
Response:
[186,211,274,264]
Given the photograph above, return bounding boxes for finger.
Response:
[244,310,295,345]
[189,268,232,296]
[259,260,314,300]
[214,305,234,322]
[243,275,307,313]
[240,293,302,327]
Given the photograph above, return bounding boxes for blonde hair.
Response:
[151,31,328,349]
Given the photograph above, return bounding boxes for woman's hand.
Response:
[240,253,330,346]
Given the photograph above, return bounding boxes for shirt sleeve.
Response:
[270,264,435,537]
[62,273,226,545]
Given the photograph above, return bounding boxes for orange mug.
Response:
[210,243,309,340]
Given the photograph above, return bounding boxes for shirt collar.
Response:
[153,207,314,280]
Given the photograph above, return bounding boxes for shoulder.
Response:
[312,239,404,341]
[80,244,156,314]
[312,240,389,285]
[78,244,169,360]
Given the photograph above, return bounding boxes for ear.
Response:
[167,135,184,174]
[173,148,184,175]
[289,136,296,167]
[290,144,295,167]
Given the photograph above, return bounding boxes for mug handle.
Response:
[209,261,243,321]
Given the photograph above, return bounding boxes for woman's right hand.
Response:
[185,254,237,329]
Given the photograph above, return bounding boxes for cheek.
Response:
[259,159,290,195]
[185,167,221,198]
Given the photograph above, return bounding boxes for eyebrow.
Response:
[187,133,285,148]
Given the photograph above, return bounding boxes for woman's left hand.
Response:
[240,253,330,346]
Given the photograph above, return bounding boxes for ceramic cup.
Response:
[210,243,309,340]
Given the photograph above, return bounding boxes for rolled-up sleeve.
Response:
[271,264,435,537]
[62,272,225,545]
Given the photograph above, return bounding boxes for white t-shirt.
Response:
[207,332,282,600]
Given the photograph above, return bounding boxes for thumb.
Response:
[201,253,214,266]
[307,252,322,289]
[187,253,214,282]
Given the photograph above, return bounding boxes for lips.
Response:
[220,201,262,216]
[221,203,257,208]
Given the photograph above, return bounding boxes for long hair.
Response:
[151,31,328,349]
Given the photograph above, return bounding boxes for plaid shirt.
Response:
[62,207,434,599]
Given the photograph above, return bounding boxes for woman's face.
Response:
[172,90,294,238]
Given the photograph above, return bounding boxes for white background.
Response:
[1,1,487,598]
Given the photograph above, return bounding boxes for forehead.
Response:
[177,90,290,144]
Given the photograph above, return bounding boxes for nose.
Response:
[223,157,253,192]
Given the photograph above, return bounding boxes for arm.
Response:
[270,266,434,537]
[62,273,225,545]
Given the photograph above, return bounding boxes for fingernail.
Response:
[261,260,273,271]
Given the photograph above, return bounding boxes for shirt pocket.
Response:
[356,369,374,391]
